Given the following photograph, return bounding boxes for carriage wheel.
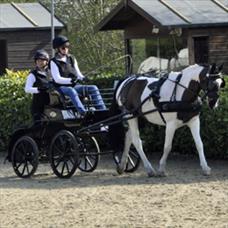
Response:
[11,136,39,178]
[77,135,100,172]
[49,130,79,178]
[113,145,140,173]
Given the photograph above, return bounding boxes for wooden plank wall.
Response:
[0,30,61,71]
[187,27,228,73]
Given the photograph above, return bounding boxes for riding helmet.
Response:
[52,35,69,49]
[34,49,49,61]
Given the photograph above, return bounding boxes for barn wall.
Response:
[124,16,170,39]
[0,29,61,71]
[187,27,228,73]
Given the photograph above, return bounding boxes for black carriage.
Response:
[7,84,140,178]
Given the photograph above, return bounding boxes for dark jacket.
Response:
[30,68,50,120]
[51,54,77,86]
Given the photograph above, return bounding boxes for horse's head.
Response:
[199,63,225,109]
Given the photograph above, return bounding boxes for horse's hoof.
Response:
[157,170,167,177]
[147,170,157,177]
[116,165,124,175]
[202,167,211,176]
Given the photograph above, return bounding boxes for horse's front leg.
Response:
[128,119,156,177]
[117,128,132,174]
[158,122,176,176]
[188,117,211,175]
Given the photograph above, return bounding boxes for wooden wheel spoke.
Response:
[28,159,36,167]
[54,159,62,169]
[53,144,63,155]
[18,143,26,156]
[21,162,27,176]
[61,162,66,175]
[60,136,67,151]
[26,161,30,174]
[128,156,135,168]
[129,151,139,159]
[85,156,93,168]
[65,161,70,174]
[69,156,76,166]
[15,161,23,171]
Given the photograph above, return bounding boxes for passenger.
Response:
[25,49,50,122]
[50,35,106,117]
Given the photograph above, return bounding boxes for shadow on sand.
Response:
[1,152,228,190]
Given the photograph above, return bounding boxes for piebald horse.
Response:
[110,63,225,176]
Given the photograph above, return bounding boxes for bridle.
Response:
[201,72,225,101]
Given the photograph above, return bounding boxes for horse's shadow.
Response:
[1,155,228,190]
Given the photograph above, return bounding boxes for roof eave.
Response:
[0,26,64,32]
[170,22,228,29]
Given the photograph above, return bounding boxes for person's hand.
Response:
[71,78,78,86]
[83,77,90,83]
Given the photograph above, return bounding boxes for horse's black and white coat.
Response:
[112,64,225,176]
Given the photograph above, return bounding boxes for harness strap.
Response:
[170,73,182,102]
[117,75,137,104]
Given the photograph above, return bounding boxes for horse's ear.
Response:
[218,63,223,72]
[210,63,216,74]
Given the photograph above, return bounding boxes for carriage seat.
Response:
[48,89,93,110]
[48,90,72,108]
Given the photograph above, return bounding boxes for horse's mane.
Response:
[179,64,209,81]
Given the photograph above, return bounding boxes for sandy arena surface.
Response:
[0,152,228,228]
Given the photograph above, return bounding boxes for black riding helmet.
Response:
[52,35,69,49]
[34,49,49,61]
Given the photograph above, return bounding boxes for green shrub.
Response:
[0,69,32,150]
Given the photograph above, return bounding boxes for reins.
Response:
[77,94,159,134]
[84,55,133,77]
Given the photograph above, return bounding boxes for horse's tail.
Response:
[108,82,125,152]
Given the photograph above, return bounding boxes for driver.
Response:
[50,35,106,117]
[25,49,50,122]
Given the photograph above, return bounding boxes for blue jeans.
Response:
[75,85,106,110]
[59,85,106,114]
[58,86,86,114]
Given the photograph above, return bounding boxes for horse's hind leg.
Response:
[128,118,156,177]
[158,122,176,176]
[188,117,211,175]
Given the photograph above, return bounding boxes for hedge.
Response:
[0,70,32,151]
[0,70,227,158]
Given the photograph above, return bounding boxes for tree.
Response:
[43,0,125,76]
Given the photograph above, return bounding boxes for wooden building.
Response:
[95,0,228,73]
[0,2,65,75]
